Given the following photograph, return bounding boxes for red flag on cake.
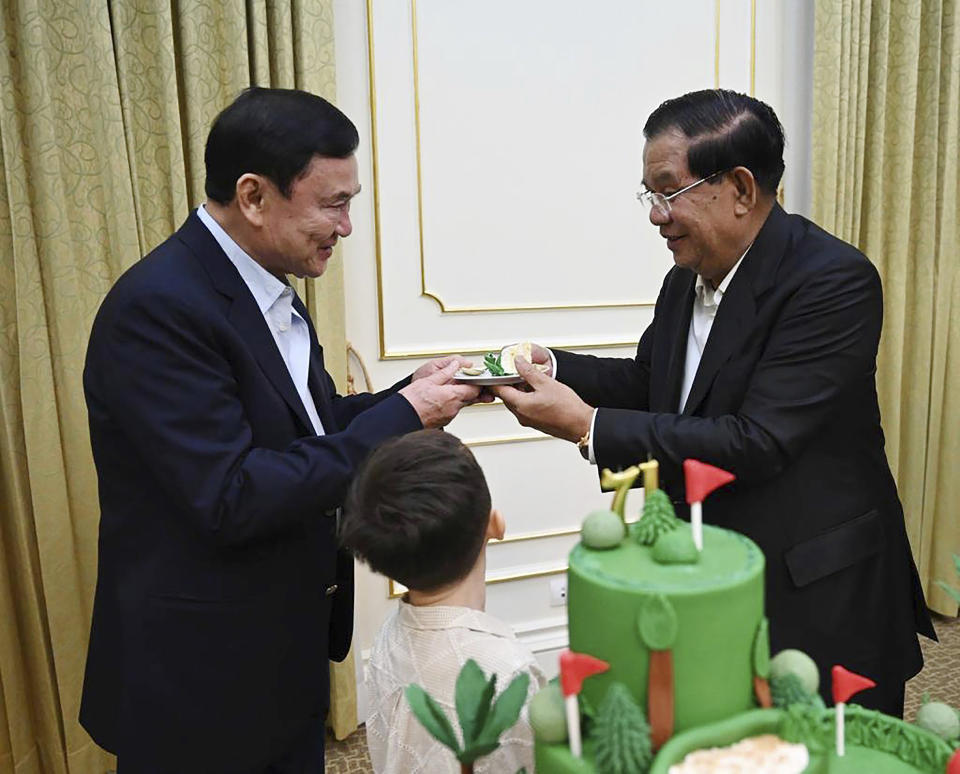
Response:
[831,665,876,757]
[947,748,960,774]
[559,650,609,759]
[831,665,876,704]
[683,459,736,551]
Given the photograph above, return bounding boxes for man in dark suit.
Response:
[493,89,935,715]
[80,88,482,773]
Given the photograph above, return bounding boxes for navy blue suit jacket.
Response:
[80,212,421,772]
[555,205,934,701]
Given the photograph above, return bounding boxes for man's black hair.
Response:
[644,89,785,195]
[340,430,492,592]
[204,87,359,204]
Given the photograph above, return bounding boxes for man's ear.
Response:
[486,508,506,541]
[730,166,758,215]
[235,173,268,227]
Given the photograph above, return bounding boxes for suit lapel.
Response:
[177,212,315,434]
[681,204,790,416]
[657,273,696,413]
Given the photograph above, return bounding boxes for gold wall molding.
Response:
[377,338,638,362]
[367,0,756,358]
[407,0,654,315]
[464,433,555,449]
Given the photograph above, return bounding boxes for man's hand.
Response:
[527,343,554,377]
[490,357,592,442]
[400,360,484,428]
[411,354,472,382]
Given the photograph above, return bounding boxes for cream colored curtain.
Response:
[811,0,959,616]
[0,2,354,772]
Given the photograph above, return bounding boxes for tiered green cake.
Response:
[532,462,959,773]
[568,521,764,732]
[535,520,767,773]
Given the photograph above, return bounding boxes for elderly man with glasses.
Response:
[492,88,934,716]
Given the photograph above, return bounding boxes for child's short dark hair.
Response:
[340,430,492,591]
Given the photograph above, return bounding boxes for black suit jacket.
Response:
[79,212,422,772]
[555,205,934,696]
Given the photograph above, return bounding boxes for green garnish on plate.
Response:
[483,352,506,376]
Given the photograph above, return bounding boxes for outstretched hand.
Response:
[400,360,485,428]
[411,354,472,382]
[490,357,593,443]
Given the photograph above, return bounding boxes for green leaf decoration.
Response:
[637,594,678,651]
[484,352,505,376]
[465,672,531,762]
[591,683,653,774]
[405,684,461,754]
[634,489,679,546]
[753,618,771,679]
[455,659,497,748]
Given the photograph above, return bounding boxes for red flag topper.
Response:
[831,665,876,704]
[684,459,736,504]
[946,747,960,774]
[559,650,610,697]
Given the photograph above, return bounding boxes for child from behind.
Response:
[340,429,546,774]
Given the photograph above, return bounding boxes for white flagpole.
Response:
[691,501,703,551]
[836,701,846,756]
[565,695,582,758]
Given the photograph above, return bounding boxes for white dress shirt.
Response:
[557,247,750,462]
[677,248,749,412]
[196,205,324,435]
[365,601,546,774]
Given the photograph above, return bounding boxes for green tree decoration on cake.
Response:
[635,488,680,546]
[771,672,825,710]
[592,682,653,774]
[405,659,530,774]
[637,593,678,749]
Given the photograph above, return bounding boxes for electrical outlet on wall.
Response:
[549,576,567,607]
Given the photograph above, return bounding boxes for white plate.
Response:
[453,372,525,385]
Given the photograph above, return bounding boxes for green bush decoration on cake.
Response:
[591,683,653,774]
[771,672,825,710]
[650,526,698,564]
[528,683,567,743]
[915,698,960,742]
[769,648,819,695]
[637,594,678,651]
[634,488,680,546]
[752,618,771,679]
[405,659,530,772]
[582,509,626,549]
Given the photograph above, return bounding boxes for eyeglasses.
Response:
[636,169,729,218]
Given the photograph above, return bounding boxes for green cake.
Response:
[532,460,960,774]
[568,521,765,734]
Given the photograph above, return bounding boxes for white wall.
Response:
[333,0,815,720]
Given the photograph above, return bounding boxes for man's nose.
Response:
[649,205,671,226]
[336,210,353,237]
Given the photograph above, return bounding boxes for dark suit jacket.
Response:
[79,212,422,772]
[555,204,934,698]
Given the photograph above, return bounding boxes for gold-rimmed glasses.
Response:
[636,169,729,218]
